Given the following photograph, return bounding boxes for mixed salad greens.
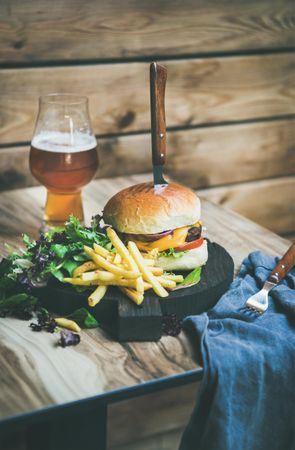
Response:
[1,215,110,293]
[0,215,202,345]
[0,216,108,345]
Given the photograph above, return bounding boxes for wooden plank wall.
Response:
[0,2,294,448]
[0,0,295,241]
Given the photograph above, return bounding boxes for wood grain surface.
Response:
[1,119,294,191]
[108,382,199,448]
[0,316,197,420]
[0,54,294,144]
[165,120,295,189]
[0,0,294,63]
[0,174,291,422]
[201,176,295,235]
[1,118,294,237]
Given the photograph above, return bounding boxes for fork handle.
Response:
[268,243,295,284]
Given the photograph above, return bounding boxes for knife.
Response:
[150,62,168,186]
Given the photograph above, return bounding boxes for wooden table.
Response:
[0,174,290,450]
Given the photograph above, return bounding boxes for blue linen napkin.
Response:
[180,251,295,450]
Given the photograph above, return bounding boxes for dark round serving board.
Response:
[41,241,234,342]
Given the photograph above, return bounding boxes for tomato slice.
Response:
[174,237,204,252]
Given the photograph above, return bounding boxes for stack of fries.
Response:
[64,228,183,307]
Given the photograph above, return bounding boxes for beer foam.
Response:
[32,131,97,153]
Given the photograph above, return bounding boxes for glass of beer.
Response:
[30,94,98,227]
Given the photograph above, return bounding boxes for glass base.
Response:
[44,191,84,227]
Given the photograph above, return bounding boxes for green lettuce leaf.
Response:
[51,244,68,259]
[62,259,80,276]
[65,216,111,248]
[73,253,89,262]
[158,248,187,259]
[51,269,65,282]
[67,307,99,328]
[180,266,202,286]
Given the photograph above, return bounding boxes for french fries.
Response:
[84,246,139,279]
[128,241,168,298]
[119,287,144,305]
[143,282,153,290]
[65,228,184,306]
[162,274,184,283]
[64,277,101,286]
[82,270,117,282]
[113,253,122,264]
[73,261,97,278]
[93,243,110,258]
[107,227,144,294]
[88,285,108,307]
[65,276,137,288]
[157,277,176,289]
[106,228,137,272]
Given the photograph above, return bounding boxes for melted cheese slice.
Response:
[133,221,201,252]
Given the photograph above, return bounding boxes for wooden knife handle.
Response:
[150,62,167,166]
[268,243,295,283]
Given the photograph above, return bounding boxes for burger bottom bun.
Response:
[156,240,208,271]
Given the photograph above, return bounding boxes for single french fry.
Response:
[84,246,139,279]
[99,279,138,288]
[161,274,184,283]
[68,277,136,288]
[135,278,144,294]
[82,270,117,282]
[115,263,127,269]
[66,277,137,288]
[158,277,176,289]
[73,261,97,278]
[88,285,108,307]
[119,287,144,305]
[144,278,176,289]
[64,277,100,286]
[93,243,110,258]
[128,242,168,298]
[106,228,144,294]
[55,318,81,333]
[149,266,164,276]
[113,252,122,264]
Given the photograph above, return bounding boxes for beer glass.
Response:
[30,94,98,227]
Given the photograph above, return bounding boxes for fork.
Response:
[245,243,295,314]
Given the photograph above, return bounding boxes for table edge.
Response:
[0,367,203,431]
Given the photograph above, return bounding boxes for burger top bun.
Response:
[103,182,201,234]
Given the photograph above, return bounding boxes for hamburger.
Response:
[103,182,208,272]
